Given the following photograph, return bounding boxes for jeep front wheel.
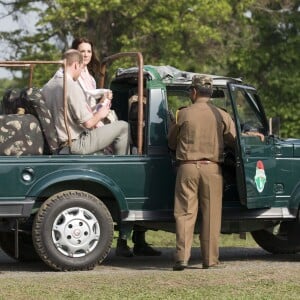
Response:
[251,221,300,254]
[32,190,114,271]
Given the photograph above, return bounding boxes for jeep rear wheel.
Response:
[251,221,300,254]
[32,190,114,271]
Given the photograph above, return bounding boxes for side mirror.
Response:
[269,117,280,136]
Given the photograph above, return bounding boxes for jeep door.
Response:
[228,83,276,208]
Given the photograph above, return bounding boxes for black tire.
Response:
[32,190,114,271]
[0,231,40,261]
[251,221,300,254]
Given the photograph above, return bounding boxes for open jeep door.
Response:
[227,83,277,209]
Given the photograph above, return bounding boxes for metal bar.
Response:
[99,52,144,155]
[0,60,64,87]
[29,64,34,88]
[14,219,19,259]
[136,53,144,155]
[62,59,72,149]
[0,64,31,67]
[0,60,64,65]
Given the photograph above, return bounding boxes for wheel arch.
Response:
[26,169,127,220]
[32,190,114,270]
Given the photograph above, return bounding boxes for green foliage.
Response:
[113,230,258,248]
[226,0,300,137]
[0,0,299,137]
[0,78,18,97]
[20,43,62,87]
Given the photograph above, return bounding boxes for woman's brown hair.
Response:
[71,37,100,78]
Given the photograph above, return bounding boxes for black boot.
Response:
[116,238,133,257]
[132,230,162,256]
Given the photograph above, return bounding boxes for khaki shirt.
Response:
[42,71,93,143]
[168,101,236,163]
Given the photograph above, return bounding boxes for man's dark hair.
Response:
[196,86,213,97]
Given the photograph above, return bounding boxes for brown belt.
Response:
[178,159,218,165]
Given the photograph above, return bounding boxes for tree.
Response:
[0,0,299,136]
[0,0,233,69]
[226,0,300,137]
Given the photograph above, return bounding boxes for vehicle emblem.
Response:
[254,160,267,193]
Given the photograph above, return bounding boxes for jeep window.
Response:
[210,88,234,117]
[167,88,234,119]
[233,89,265,134]
[167,90,190,115]
[148,88,168,146]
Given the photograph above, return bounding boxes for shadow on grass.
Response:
[103,246,300,270]
[0,246,299,273]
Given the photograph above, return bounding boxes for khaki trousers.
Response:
[174,162,223,266]
[71,120,129,155]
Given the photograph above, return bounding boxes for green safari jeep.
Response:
[0,52,299,271]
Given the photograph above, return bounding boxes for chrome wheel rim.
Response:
[52,207,100,257]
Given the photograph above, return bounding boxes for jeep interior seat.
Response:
[1,87,59,155]
[128,96,146,152]
[0,114,44,156]
[2,88,22,115]
[20,87,59,154]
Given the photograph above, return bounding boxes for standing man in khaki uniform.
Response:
[168,75,236,270]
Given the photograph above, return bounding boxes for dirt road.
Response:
[0,246,299,274]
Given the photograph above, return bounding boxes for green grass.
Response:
[112,230,258,248]
[0,267,299,300]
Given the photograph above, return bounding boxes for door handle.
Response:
[244,147,251,155]
[273,146,282,156]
